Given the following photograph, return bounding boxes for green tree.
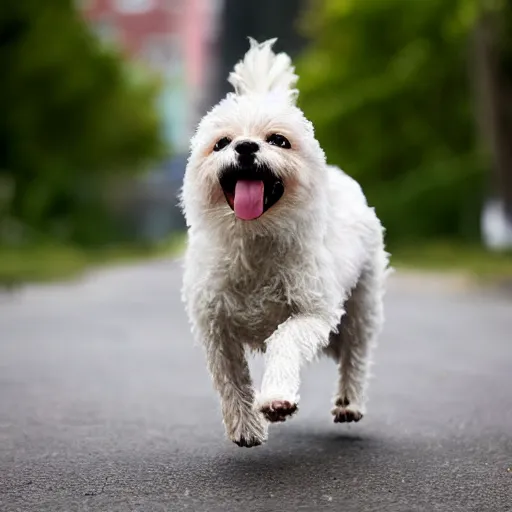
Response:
[0,0,165,245]
[297,0,485,246]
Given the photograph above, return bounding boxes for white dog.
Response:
[181,38,389,448]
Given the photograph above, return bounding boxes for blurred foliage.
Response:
[0,234,185,286]
[0,0,166,246]
[392,240,512,279]
[297,0,490,246]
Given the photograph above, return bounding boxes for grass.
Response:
[2,236,511,287]
[0,234,186,287]
[391,241,512,281]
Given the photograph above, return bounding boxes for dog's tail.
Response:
[228,38,298,103]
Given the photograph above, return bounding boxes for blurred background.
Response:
[1,0,512,285]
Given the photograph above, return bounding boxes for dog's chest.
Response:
[219,272,292,349]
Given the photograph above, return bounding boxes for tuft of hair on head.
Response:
[227,37,299,104]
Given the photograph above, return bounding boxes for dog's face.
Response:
[183,92,326,230]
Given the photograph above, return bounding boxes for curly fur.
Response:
[181,38,390,447]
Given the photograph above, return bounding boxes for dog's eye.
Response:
[266,134,291,149]
[213,137,232,152]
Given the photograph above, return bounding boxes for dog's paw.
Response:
[232,435,264,448]
[260,399,298,423]
[227,414,267,448]
[331,400,364,423]
[332,407,363,423]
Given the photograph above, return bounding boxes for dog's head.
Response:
[182,39,327,233]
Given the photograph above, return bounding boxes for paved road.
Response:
[0,261,511,512]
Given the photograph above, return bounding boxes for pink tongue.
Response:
[234,180,264,220]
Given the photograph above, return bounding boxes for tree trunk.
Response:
[473,8,512,249]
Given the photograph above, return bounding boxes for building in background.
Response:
[79,0,223,238]
[80,0,222,154]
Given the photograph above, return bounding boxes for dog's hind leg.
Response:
[329,267,385,423]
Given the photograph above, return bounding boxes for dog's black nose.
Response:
[235,141,259,155]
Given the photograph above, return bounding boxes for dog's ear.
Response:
[228,38,299,105]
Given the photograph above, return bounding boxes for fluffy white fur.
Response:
[181,38,390,447]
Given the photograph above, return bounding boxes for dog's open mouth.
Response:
[219,164,284,220]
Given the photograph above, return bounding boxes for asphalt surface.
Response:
[0,260,511,512]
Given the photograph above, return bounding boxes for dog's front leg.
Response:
[205,338,267,447]
[257,314,334,423]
